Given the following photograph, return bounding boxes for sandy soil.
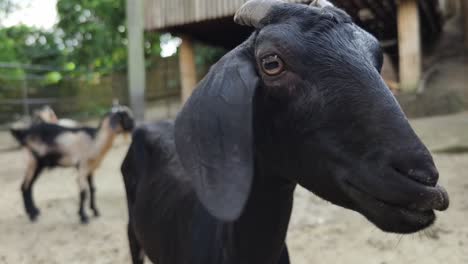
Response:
[0,113,467,264]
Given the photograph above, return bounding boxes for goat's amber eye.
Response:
[261,55,284,76]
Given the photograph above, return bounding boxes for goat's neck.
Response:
[89,117,116,166]
[230,93,299,262]
[234,169,296,263]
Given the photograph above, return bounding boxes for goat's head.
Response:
[175,0,449,234]
[108,104,135,133]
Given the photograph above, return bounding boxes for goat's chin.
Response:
[343,182,436,234]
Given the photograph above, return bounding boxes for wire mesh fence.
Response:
[0,55,187,129]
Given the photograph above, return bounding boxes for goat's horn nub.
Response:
[234,0,285,28]
[310,0,334,8]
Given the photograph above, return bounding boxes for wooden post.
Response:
[126,0,146,121]
[397,0,422,93]
[179,35,197,104]
[462,0,468,49]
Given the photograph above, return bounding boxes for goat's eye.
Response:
[261,55,284,76]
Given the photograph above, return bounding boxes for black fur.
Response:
[11,123,96,148]
[21,164,44,221]
[88,174,99,217]
[123,121,293,264]
[79,190,89,223]
[10,128,28,145]
[122,2,448,264]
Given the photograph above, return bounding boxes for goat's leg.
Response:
[278,244,290,264]
[21,155,43,221]
[77,173,89,224]
[128,222,145,264]
[87,174,100,217]
[78,189,89,224]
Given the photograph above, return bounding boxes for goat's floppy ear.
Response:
[175,45,258,221]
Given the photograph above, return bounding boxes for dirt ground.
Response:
[1,113,467,264]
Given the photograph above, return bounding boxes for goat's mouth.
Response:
[343,177,449,234]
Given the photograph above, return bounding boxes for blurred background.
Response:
[0,0,467,263]
[0,0,465,125]
[0,0,227,126]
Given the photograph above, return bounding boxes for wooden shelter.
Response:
[143,0,443,100]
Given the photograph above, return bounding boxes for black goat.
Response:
[12,105,134,223]
[121,1,449,263]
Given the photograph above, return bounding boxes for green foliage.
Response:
[56,0,162,73]
[0,0,228,120]
[0,29,21,79]
[195,43,226,66]
[2,0,221,76]
[0,26,64,66]
[0,25,66,94]
[194,43,226,79]
[57,0,125,70]
[43,71,62,85]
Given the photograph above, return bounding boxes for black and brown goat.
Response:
[11,105,134,223]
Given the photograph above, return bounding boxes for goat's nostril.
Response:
[406,167,439,186]
[392,159,439,187]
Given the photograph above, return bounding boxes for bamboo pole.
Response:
[397,0,422,93]
[126,0,146,121]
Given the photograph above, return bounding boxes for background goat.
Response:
[12,105,134,223]
[122,1,449,263]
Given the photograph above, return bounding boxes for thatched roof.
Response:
[143,0,442,50]
[144,0,310,30]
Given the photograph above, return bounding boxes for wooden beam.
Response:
[179,35,197,104]
[126,0,146,121]
[397,0,422,93]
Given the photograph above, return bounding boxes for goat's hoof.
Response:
[80,214,89,224]
[28,213,39,222]
[92,209,100,217]
[28,208,40,222]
